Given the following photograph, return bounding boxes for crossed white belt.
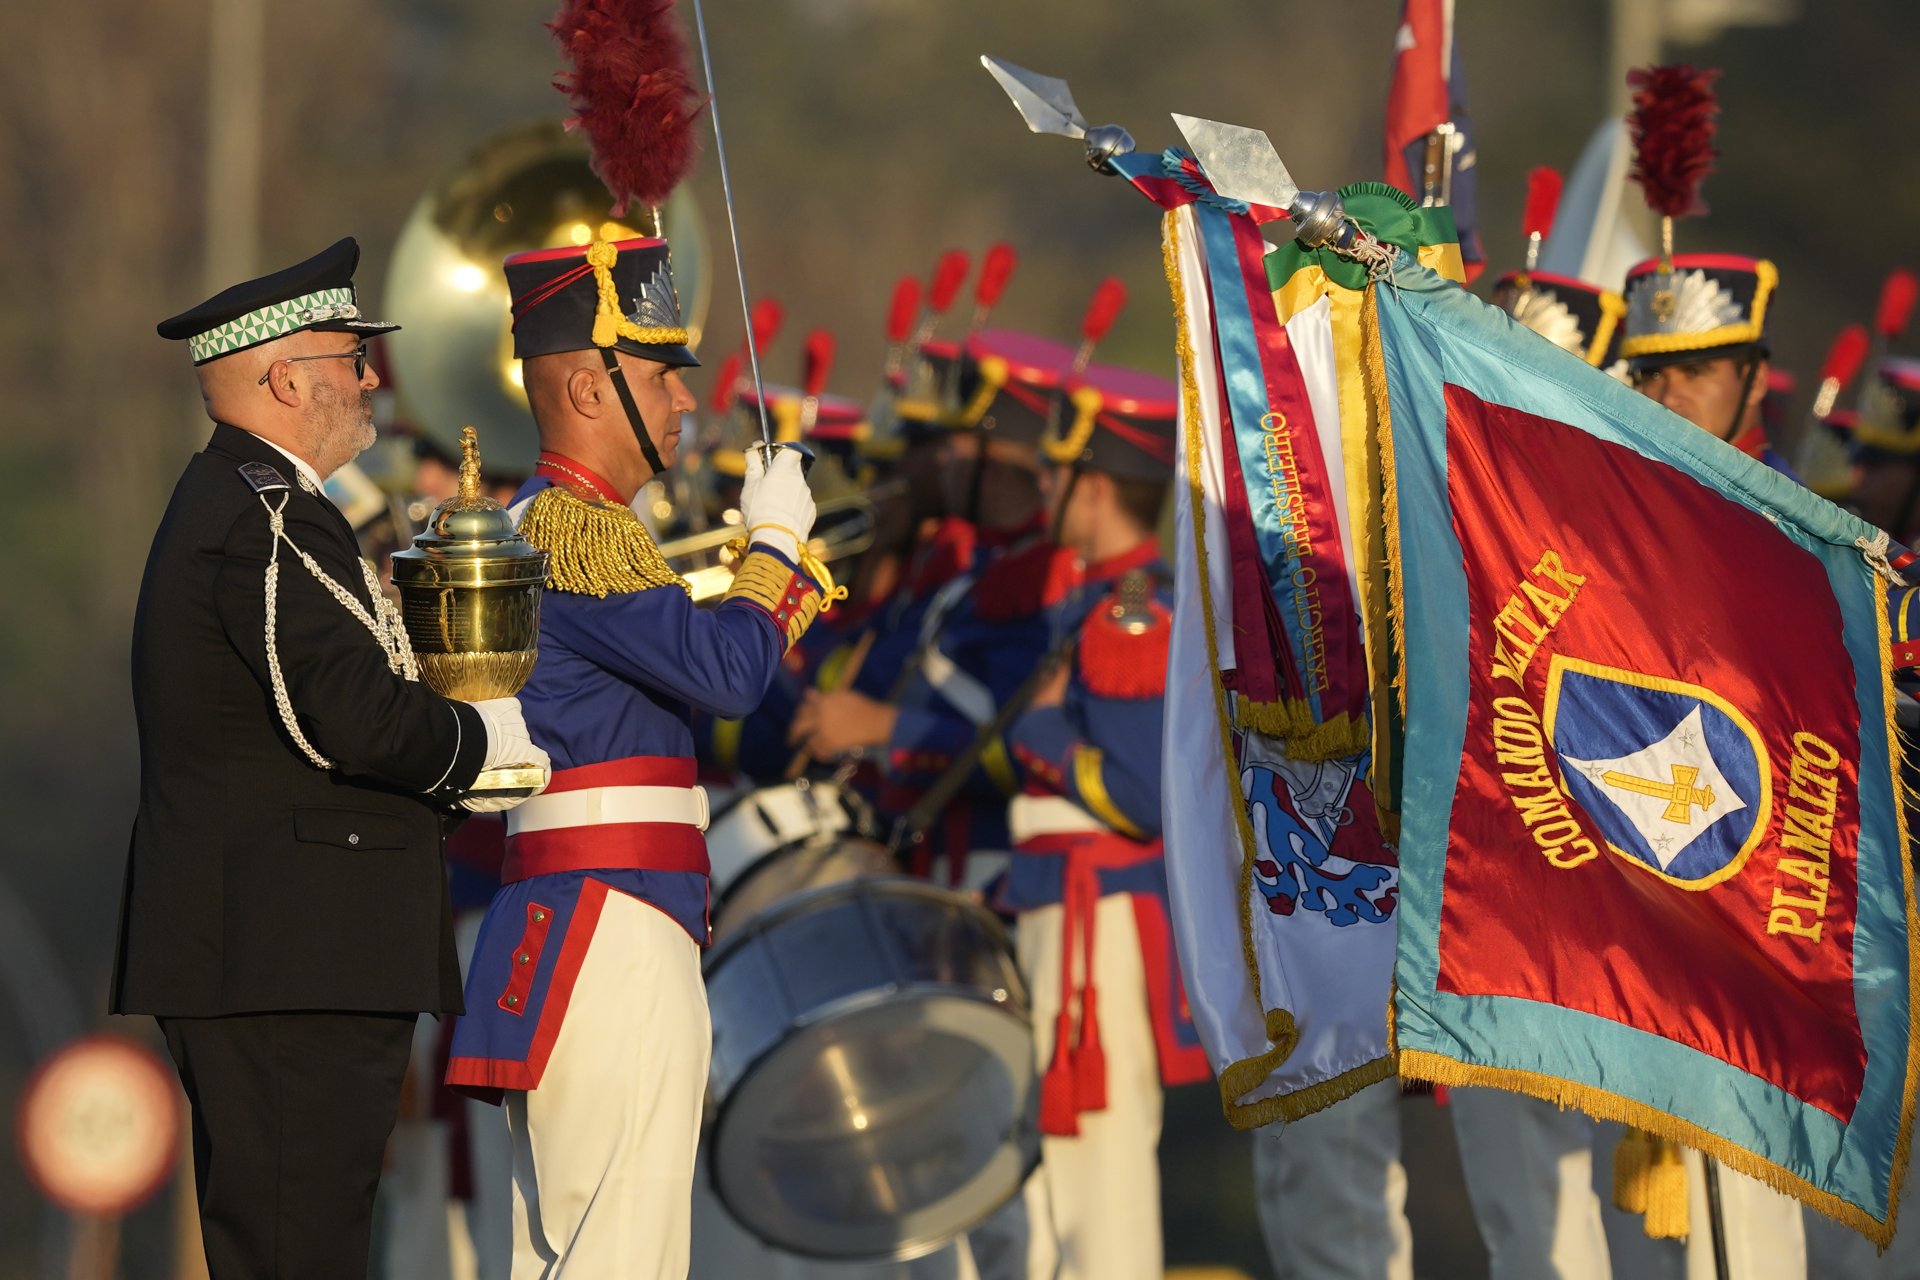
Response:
[507,784,711,837]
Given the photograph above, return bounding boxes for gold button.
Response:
[532,911,546,923]
[517,953,531,965]
[505,995,520,1006]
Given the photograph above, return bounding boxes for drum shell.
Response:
[704,868,1036,1260]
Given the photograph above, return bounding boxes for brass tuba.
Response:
[382,119,711,478]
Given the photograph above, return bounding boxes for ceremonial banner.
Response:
[1113,150,1370,755]
[1376,258,1918,1239]
[1157,196,1399,1125]
[1383,0,1483,277]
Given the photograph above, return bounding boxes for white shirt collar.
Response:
[248,433,331,504]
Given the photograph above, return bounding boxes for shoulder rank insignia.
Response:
[1078,569,1171,699]
[515,484,689,598]
[238,461,290,494]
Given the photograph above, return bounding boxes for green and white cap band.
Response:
[187,287,358,364]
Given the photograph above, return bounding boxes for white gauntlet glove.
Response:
[461,696,552,813]
[739,445,817,561]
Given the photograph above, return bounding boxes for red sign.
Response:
[17,1035,180,1216]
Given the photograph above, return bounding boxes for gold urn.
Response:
[392,427,550,793]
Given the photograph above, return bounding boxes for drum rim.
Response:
[704,991,1042,1261]
[703,874,1020,973]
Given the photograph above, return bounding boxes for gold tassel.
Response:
[1642,1138,1691,1240]
[517,486,689,598]
[1612,1128,1654,1213]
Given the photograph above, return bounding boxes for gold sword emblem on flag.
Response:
[1601,764,1716,824]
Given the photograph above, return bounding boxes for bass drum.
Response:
[704,842,1037,1260]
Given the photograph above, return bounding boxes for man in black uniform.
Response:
[113,238,550,1280]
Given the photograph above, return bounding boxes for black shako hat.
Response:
[157,237,399,365]
[1042,361,1177,482]
[1491,271,1627,370]
[504,235,698,368]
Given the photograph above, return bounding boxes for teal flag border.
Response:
[1379,258,1916,1236]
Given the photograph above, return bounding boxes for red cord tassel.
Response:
[1039,1007,1081,1137]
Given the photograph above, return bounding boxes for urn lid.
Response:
[391,427,549,588]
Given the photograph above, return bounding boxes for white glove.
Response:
[461,696,552,813]
[739,446,816,561]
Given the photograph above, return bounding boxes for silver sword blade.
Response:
[981,56,1088,140]
[1170,113,1300,210]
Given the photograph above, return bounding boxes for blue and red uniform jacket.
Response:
[446,459,822,1100]
[695,515,979,786]
[882,527,1083,880]
[999,540,1211,1133]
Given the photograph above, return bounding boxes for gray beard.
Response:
[308,383,376,472]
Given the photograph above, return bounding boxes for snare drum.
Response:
[706,780,857,902]
[704,847,1037,1260]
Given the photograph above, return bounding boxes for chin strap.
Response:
[1724,356,1762,445]
[598,347,668,477]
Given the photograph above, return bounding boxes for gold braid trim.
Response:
[725,549,823,650]
[586,236,690,350]
[517,486,690,598]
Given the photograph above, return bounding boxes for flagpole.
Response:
[1703,1159,1732,1280]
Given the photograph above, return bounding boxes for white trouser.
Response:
[1681,1152,1805,1280]
[1017,894,1163,1280]
[505,890,711,1279]
[1253,1077,1413,1280]
[1449,1087,1611,1280]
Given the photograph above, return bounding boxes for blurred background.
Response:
[5,0,1917,1275]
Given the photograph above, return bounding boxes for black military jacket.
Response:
[112,423,486,1016]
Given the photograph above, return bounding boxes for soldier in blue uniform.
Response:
[790,326,1084,885]
[998,359,1211,1279]
[443,230,829,1279]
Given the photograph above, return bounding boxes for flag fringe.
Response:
[1163,211,1301,1110]
[1398,1048,1895,1246]
[1224,1044,1397,1130]
[1876,587,1920,1249]
[1235,699,1371,761]
[1360,284,1409,723]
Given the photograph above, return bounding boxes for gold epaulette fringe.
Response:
[517,485,689,598]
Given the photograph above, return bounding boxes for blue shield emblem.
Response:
[1542,657,1772,889]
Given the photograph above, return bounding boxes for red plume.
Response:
[1626,64,1720,220]
[1081,277,1128,345]
[1821,325,1871,390]
[1877,269,1918,340]
[1522,168,1563,243]
[803,329,836,398]
[550,0,707,216]
[707,353,742,413]
[976,243,1018,310]
[928,251,971,314]
[749,297,784,352]
[886,276,921,344]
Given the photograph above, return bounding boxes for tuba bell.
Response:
[382,119,711,479]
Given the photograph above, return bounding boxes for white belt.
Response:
[507,784,711,837]
[1009,794,1108,843]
